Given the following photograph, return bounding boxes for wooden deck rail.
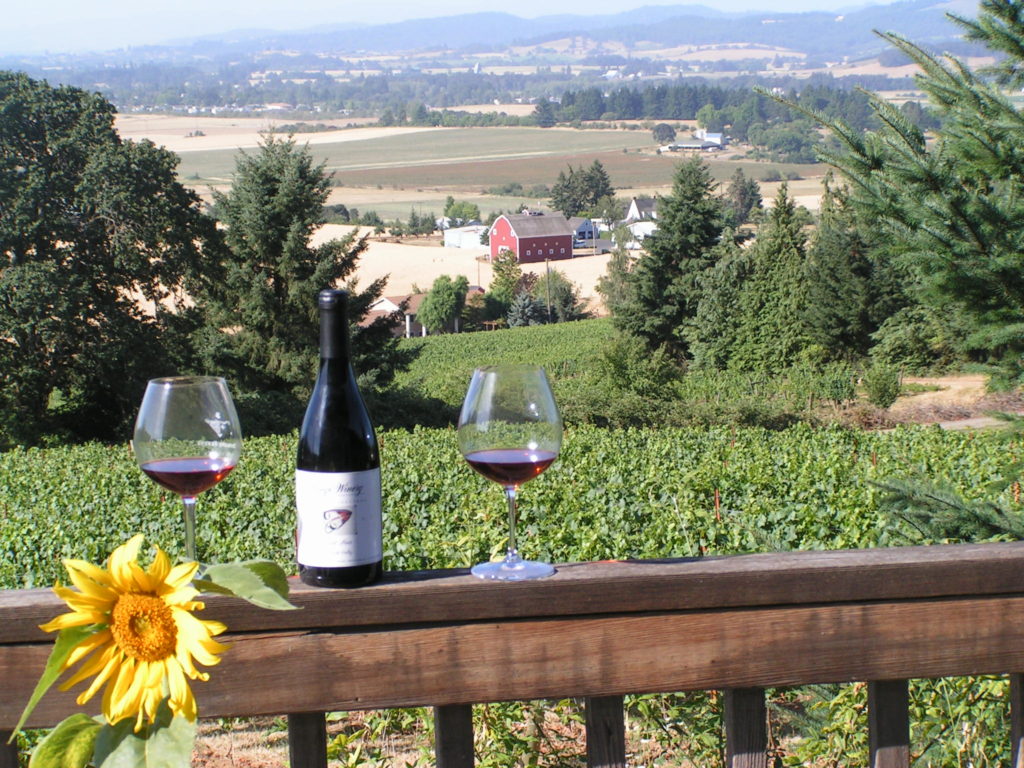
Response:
[5,541,1024,767]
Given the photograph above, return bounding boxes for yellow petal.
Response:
[61,559,114,588]
[107,535,144,591]
[40,611,104,633]
[64,564,117,603]
[65,629,112,668]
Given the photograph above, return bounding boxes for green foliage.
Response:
[487,249,523,313]
[549,160,615,218]
[0,72,218,446]
[442,196,481,225]
[727,184,813,373]
[862,361,902,409]
[530,268,588,323]
[2,421,1019,764]
[614,157,724,358]
[418,275,469,334]
[506,290,546,327]
[803,176,902,360]
[721,167,761,227]
[651,122,677,143]
[200,134,404,397]
[789,0,1024,378]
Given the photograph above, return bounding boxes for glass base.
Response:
[471,558,555,581]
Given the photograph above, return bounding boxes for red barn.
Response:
[488,213,574,263]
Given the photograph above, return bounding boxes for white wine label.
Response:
[295,468,382,568]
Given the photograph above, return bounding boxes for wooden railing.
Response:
[5,541,1024,767]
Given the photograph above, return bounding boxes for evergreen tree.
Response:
[729,184,812,373]
[615,158,724,358]
[0,72,218,445]
[721,167,762,228]
[802,175,899,359]
[203,134,401,394]
[584,160,615,204]
[507,290,546,327]
[788,0,1024,375]
[688,232,750,370]
[533,98,556,128]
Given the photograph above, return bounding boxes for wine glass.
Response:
[458,364,562,580]
[133,376,242,561]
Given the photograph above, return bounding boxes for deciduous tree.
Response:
[0,71,218,445]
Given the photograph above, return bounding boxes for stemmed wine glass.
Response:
[458,364,562,581]
[133,376,242,561]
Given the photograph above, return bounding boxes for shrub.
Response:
[863,361,902,409]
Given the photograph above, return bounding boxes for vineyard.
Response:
[1,421,1017,765]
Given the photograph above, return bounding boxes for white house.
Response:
[443,225,488,250]
[626,220,657,248]
[626,197,658,222]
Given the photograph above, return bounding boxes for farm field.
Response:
[118,116,828,217]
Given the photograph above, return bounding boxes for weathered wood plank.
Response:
[287,711,327,768]
[6,594,1024,727]
[585,695,625,768]
[0,732,18,768]
[868,680,909,768]
[724,688,767,768]
[1011,674,1024,768]
[6,542,1024,642]
[435,704,474,768]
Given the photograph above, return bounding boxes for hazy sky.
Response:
[2,0,893,55]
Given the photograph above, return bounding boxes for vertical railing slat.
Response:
[287,711,328,768]
[868,680,910,768]
[585,695,626,768]
[723,688,768,768]
[0,731,18,768]
[1011,674,1024,768]
[435,704,475,768]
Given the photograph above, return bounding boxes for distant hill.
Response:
[188,0,970,61]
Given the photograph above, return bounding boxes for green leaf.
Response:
[195,560,298,610]
[12,625,96,737]
[28,713,101,768]
[93,700,196,768]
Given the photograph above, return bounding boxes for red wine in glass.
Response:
[133,376,242,561]
[464,449,557,487]
[458,365,562,581]
[141,458,236,497]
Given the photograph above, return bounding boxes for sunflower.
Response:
[40,534,229,730]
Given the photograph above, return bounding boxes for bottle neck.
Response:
[320,308,350,361]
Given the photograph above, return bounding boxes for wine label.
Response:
[295,468,382,568]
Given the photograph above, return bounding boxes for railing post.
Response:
[585,695,626,768]
[868,680,910,768]
[1011,674,1024,768]
[724,688,768,768]
[0,731,18,768]
[288,711,328,768]
[435,704,474,768]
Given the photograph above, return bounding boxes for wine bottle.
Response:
[295,289,383,587]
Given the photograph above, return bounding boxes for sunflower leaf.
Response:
[93,701,196,768]
[195,560,298,610]
[26,713,101,768]
[11,625,96,738]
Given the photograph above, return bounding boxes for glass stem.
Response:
[182,496,197,562]
[504,486,520,563]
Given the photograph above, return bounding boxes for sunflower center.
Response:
[110,593,178,662]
